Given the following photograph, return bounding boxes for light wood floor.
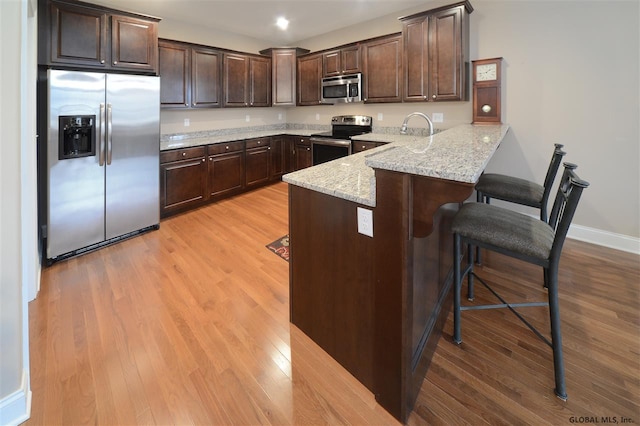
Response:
[27,182,639,425]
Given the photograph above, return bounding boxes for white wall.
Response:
[0,0,36,423]
[163,1,640,244]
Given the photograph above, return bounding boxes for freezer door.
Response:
[47,70,106,258]
[105,74,160,240]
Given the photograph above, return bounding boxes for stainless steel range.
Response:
[310,115,373,165]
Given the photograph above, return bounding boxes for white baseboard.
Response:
[568,224,640,255]
[0,370,31,426]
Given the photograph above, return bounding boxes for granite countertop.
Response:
[283,123,510,207]
[160,128,319,151]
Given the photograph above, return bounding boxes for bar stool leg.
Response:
[475,191,483,265]
[547,262,567,401]
[453,233,462,344]
[467,242,475,301]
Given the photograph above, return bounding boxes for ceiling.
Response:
[89,0,428,45]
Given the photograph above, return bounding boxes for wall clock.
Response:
[472,57,502,124]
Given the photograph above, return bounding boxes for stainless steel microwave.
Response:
[321,73,362,104]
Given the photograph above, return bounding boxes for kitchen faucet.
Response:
[400,112,434,136]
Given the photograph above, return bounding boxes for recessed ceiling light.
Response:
[276,17,289,30]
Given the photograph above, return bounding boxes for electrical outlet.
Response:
[357,207,373,237]
[315,113,320,121]
[278,113,283,120]
[245,115,250,122]
[432,113,444,123]
[377,113,383,121]
[183,118,190,127]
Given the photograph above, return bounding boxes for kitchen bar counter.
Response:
[286,123,510,422]
[283,124,510,207]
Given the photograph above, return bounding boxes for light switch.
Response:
[245,115,250,122]
[184,118,190,127]
[378,113,384,121]
[432,113,444,123]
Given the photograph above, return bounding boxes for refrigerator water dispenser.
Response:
[59,115,95,159]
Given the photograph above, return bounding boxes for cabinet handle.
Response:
[268,147,271,150]
[306,147,310,151]
[432,94,437,99]
[226,145,229,150]
[210,157,213,161]
[113,61,118,65]
[201,158,205,162]
[100,59,105,64]
[362,146,366,149]
[257,140,261,144]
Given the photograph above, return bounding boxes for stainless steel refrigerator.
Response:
[45,69,160,262]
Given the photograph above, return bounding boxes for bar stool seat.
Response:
[451,162,589,402]
[453,202,554,262]
[476,143,566,222]
[475,174,545,211]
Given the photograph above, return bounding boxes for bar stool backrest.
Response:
[541,144,568,218]
[548,162,590,263]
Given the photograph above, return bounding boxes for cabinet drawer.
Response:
[245,138,271,150]
[352,141,382,153]
[160,146,206,163]
[294,137,310,147]
[208,141,244,155]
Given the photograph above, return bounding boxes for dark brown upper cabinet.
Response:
[260,48,310,106]
[159,40,190,108]
[297,53,323,106]
[223,53,271,107]
[322,45,361,77]
[159,40,223,109]
[400,1,472,102]
[362,34,403,103]
[39,0,159,74]
[191,47,223,108]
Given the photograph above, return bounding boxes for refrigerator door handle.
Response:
[99,103,106,166]
[106,103,113,165]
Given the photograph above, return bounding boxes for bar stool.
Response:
[476,143,566,221]
[451,162,589,401]
[475,143,566,264]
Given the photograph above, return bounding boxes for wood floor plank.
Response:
[27,182,640,425]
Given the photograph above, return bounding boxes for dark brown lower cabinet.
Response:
[270,136,285,179]
[294,137,312,170]
[160,147,207,217]
[160,135,313,218]
[207,141,244,199]
[245,137,271,187]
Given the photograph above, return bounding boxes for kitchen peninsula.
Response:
[283,123,510,422]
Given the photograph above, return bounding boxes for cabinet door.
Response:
[111,15,158,72]
[250,56,271,107]
[192,47,222,108]
[160,157,207,217]
[208,152,244,198]
[323,50,341,77]
[159,40,190,108]
[298,54,323,106]
[403,17,429,101]
[283,136,296,173]
[224,53,249,107]
[270,137,284,179]
[272,49,297,106]
[246,146,271,187]
[49,1,108,68]
[341,45,361,74]
[363,35,403,103]
[429,6,464,101]
[295,139,312,170]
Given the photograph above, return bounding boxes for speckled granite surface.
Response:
[283,124,510,207]
[160,124,326,151]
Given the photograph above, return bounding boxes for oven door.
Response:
[310,137,352,165]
